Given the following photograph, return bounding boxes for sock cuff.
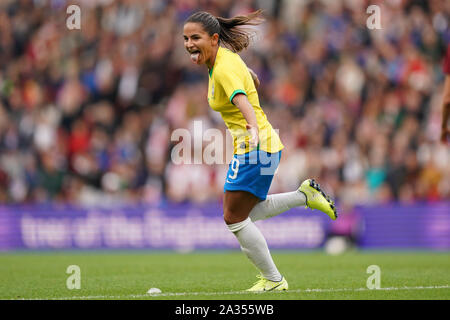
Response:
[227,217,251,233]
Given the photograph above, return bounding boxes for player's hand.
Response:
[246,124,259,149]
[248,68,260,89]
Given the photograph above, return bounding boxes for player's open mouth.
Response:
[189,50,200,63]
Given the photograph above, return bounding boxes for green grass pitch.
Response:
[0,250,449,300]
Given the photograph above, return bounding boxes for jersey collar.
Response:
[208,46,223,78]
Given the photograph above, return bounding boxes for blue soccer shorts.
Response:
[223,150,282,200]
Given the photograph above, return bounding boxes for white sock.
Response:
[249,190,306,222]
[227,217,282,282]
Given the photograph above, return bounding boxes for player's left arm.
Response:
[248,68,260,89]
[232,93,259,149]
[441,75,450,143]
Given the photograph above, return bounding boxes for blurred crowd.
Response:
[0,0,449,208]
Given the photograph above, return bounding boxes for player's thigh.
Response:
[223,190,260,225]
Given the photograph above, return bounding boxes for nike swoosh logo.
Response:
[266,282,283,291]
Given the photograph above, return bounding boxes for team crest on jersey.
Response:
[211,83,215,98]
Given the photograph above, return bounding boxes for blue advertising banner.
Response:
[358,202,450,249]
[0,202,448,251]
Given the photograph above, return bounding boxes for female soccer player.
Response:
[183,10,337,292]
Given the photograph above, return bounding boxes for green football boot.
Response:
[298,179,338,220]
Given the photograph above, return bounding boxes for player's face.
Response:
[183,22,218,66]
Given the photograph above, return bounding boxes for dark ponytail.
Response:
[185,10,264,53]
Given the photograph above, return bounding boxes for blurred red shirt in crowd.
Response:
[441,44,450,143]
[444,44,450,74]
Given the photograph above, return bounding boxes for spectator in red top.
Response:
[441,44,450,143]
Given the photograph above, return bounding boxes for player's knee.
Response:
[223,211,237,225]
[223,209,247,225]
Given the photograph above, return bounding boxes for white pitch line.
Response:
[13,285,450,300]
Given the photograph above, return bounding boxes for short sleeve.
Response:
[216,65,247,104]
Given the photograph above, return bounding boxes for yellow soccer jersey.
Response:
[207,46,284,155]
